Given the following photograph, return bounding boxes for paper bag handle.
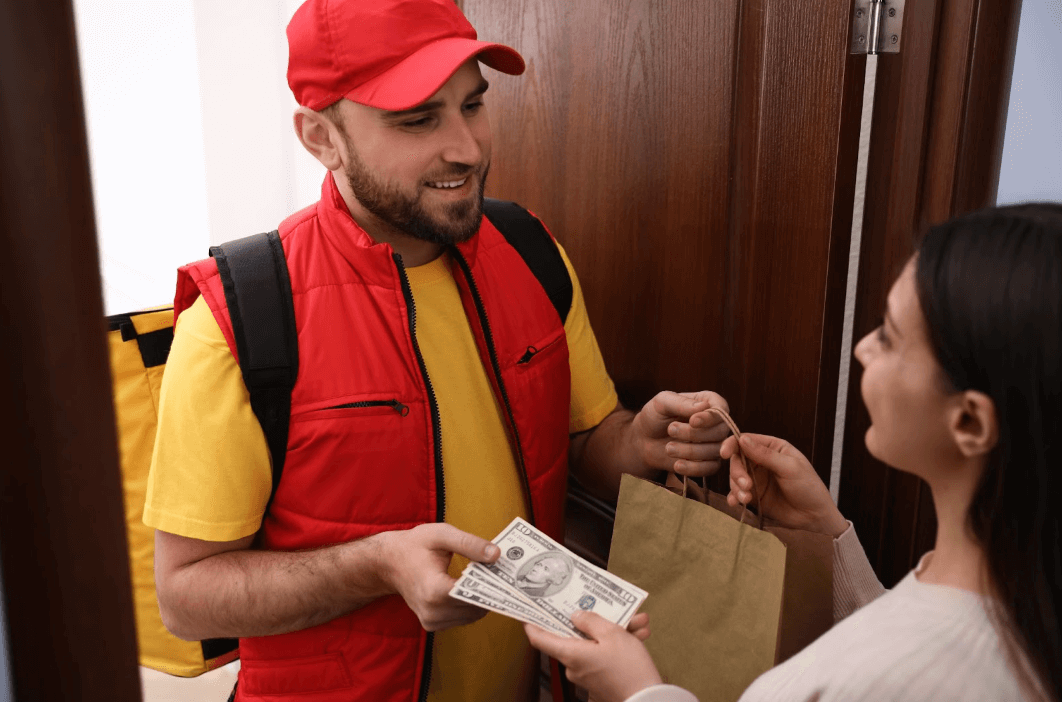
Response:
[680,408,767,530]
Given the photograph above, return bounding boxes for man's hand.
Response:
[632,391,731,477]
[722,433,849,537]
[525,611,658,702]
[378,523,500,632]
[153,522,501,641]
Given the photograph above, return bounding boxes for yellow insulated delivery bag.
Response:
[107,307,240,676]
[105,230,300,677]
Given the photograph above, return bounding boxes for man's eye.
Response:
[402,116,433,128]
[463,101,484,113]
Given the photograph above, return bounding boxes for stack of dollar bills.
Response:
[449,517,648,638]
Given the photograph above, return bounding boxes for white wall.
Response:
[74,0,211,314]
[189,0,325,245]
[74,0,325,315]
[997,0,1062,204]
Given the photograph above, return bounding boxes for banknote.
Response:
[460,567,588,637]
[461,567,542,612]
[468,517,647,632]
[450,571,575,637]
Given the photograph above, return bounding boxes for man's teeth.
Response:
[428,178,468,189]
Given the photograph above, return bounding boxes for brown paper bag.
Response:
[607,431,833,702]
[664,473,834,663]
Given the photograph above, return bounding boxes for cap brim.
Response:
[343,37,525,112]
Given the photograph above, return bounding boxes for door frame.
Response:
[837,0,1024,586]
[0,0,143,699]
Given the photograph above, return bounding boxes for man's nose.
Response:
[440,116,483,166]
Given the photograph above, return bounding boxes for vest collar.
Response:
[315,172,394,266]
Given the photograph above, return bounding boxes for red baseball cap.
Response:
[287,0,526,112]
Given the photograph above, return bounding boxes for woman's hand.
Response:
[524,611,660,702]
[722,433,849,538]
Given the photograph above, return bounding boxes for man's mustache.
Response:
[423,165,478,182]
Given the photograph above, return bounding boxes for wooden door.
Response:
[837,0,1022,587]
[461,0,866,482]
[0,0,142,699]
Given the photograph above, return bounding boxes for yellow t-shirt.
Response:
[144,242,617,702]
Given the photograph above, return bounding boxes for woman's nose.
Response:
[853,331,873,368]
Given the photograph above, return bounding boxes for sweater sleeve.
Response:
[832,521,887,621]
[624,684,700,702]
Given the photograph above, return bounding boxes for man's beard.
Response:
[342,137,489,246]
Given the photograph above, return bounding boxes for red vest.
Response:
[175,175,571,701]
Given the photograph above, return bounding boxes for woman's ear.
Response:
[948,390,999,458]
[294,106,344,171]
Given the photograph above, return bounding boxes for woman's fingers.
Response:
[627,612,649,631]
[734,434,794,479]
[570,610,621,640]
[728,476,753,506]
[626,612,651,641]
[720,434,740,460]
[524,623,579,661]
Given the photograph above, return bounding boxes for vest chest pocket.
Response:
[514,326,567,371]
[282,396,431,524]
[287,397,414,454]
[309,399,409,418]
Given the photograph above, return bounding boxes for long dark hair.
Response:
[915,203,1062,701]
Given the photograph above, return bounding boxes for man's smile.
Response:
[426,177,468,189]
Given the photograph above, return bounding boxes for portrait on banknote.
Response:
[515,551,573,598]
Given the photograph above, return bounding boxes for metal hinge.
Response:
[851,0,905,54]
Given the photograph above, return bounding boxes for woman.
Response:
[527,204,1062,702]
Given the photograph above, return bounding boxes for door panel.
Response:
[463,0,865,480]
[838,0,1022,586]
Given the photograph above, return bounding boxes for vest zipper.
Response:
[449,248,537,527]
[393,253,444,702]
[322,399,409,415]
[516,346,538,365]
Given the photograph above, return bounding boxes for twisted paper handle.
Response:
[680,407,766,530]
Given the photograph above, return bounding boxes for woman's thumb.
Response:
[737,434,785,475]
[570,610,615,641]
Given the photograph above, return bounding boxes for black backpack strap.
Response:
[106,310,174,368]
[209,231,298,508]
[483,198,573,323]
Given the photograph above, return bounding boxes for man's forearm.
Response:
[159,534,392,641]
[569,406,660,501]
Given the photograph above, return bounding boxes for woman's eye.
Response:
[876,324,891,348]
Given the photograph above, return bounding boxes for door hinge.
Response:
[851,0,905,54]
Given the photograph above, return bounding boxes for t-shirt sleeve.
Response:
[557,242,619,434]
[143,296,272,542]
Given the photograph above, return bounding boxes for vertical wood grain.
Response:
[464,0,865,480]
[0,0,142,698]
[838,0,1023,586]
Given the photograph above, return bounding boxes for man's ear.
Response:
[948,390,999,458]
[294,106,343,171]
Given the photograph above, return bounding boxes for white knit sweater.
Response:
[626,525,1030,702]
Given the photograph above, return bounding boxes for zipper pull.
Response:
[388,400,410,416]
[517,346,538,365]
